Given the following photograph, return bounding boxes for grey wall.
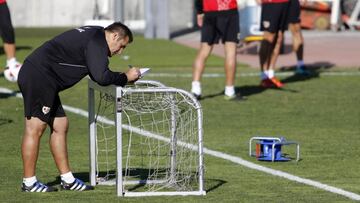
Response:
[7,0,194,32]
[8,0,98,27]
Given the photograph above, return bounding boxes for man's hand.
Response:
[125,67,141,82]
[197,14,204,27]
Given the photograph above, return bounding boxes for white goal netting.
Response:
[88,80,205,197]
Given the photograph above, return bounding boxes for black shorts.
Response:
[260,2,289,33]
[0,2,15,43]
[201,10,239,45]
[17,60,66,124]
[288,0,301,24]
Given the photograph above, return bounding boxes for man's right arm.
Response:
[86,37,128,86]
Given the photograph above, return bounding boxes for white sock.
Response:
[6,57,17,68]
[23,176,37,187]
[267,69,274,78]
[191,81,201,95]
[261,71,268,80]
[60,171,75,184]
[224,86,235,97]
[297,60,304,69]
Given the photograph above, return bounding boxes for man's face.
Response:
[108,33,129,57]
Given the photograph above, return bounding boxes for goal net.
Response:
[88,79,205,197]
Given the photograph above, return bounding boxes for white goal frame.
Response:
[88,79,205,197]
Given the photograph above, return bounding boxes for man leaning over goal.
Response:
[17,22,141,192]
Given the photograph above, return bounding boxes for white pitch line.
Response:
[1,86,360,201]
[145,71,360,78]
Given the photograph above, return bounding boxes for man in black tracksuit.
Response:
[17,22,140,192]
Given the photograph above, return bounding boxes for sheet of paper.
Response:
[140,68,150,77]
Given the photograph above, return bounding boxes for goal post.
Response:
[88,79,206,197]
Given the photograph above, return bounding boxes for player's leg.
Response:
[287,0,307,75]
[223,41,237,98]
[221,10,244,100]
[49,116,70,175]
[191,43,213,99]
[0,2,21,68]
[191,14,217,100]
[22,117,47,178]
[4,43,16,59]
[259,31,275,72]
[48,99,94,191]
[192,42,213,82]
[269,31,283,71]
[289,22,307,74]
[259,2,288,88]
[21,117,58,192]
[289,23,303,61]
[18,62,58,192]
[259,3,278,87]
[259,31,280,88]
[0,2,21,83]
[49,116,93,191]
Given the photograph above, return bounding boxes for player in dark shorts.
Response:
[287,0,308,74]
[191,0,244,101]
[257,0,289,88]
[268,0,308,77]
[0,0,22,82]
[18,22,141,192]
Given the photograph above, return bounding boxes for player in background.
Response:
[269,0,309,76]
[191,0,244,101]
[0,0,22,82]
[18,22,141,192]
[256,0,289,88]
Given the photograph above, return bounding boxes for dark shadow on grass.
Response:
[0,92,16,98]
[279,61,334,85]
[0,90,21,99]
[0,117,12,125]
[47,172,90,187]
[199,61,334,100]
[0,46,32,56]
[199,91,224,100]
[205,179,227,193]
[279,61,334,73]
[121,168,163,191]
[281,153,303,163]
[237,43,293,55]
[199,84,298,101]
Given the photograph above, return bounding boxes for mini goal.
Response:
[88,79,205,197]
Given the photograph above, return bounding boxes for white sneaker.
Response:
[4,62,22,82]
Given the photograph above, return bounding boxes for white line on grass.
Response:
[145,71,360,78]
[1,86,360,201]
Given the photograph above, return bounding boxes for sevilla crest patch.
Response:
[263,21,270,29]
[42,106,51,115]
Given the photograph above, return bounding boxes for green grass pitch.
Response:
[0,28,359,202]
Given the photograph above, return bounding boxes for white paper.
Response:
[140,68,150,77]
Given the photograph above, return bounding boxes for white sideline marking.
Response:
[1,86,360,201]
[146,71,360,78]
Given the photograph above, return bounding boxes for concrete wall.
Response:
[7,0,194,31]
[8,0,98,27]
